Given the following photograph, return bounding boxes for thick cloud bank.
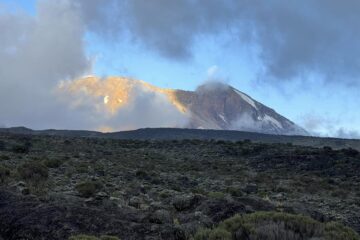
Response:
[0,0,92,129]
[73,0,360,82]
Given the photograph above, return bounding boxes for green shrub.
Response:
[208,191,226,199]
[135,169,150,179]
[159,189,172,199]
[43,158,63,168]
[226,187,243,197]
[194,211,360,240]
[100,236,120,240]
[208,228,232,240]
[331,189,348,199]
[341,148,359,157]
[195,225,234,240]
[194,228,212,240]
[0,165,11,183]
[69,234,120,240]
[323,146,333,151]
[75,163,89,173]
[11,144,30,154]
[17,162,48,182]
[69,235,99,240]
[0,140,5,151]
[75,181,103,198]
[325,222,360,240]
[0,155,10,161]
[69,235,120,240]
[192,187,207,195]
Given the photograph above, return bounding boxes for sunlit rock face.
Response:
[58,76,307,135]
[59,76,187,114]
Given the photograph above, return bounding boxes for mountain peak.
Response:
[61,76,308,136]
[195,81,231,93]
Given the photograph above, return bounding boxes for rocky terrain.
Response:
[0,131,360,239]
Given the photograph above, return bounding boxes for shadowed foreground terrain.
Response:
[0,132,360,239]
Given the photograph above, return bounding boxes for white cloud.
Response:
[207,65,220,79]
[299,113,360,139]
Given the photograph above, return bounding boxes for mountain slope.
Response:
[60,76,307,135]
[175,83,307,135]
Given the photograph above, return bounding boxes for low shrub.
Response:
[191,187,207,195]
[0,165,11,183]
[195,227,232,240]
[69,235,98,240]
[43,158,63,168]
[69,235,119,240]
[75,163,89,173]
[208,228,231,240]
[331,189,348,199]
[226,187,243,197]
[135,169,150,180]
[341,148,359,157]
[323,146,333,151]
[208,191,226,199]
[0,155,10,161]
[325,222,360,240]
[11,144,30,154]
[194,211,360,240]
[75,180,103,198]
[194,228,212,240]
[99,236,121,240]
[17,162,48,183]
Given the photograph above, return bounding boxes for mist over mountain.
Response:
[59,76,307,135]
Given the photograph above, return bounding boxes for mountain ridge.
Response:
[1,127,359,150]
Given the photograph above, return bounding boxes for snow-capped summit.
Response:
[175,82,308,135]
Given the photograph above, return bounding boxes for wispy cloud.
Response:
[300,114,360,139]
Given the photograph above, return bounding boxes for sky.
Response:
[1,0,360,138]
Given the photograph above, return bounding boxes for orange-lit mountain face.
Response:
[58,76,186,115]
[59,76,308,135]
